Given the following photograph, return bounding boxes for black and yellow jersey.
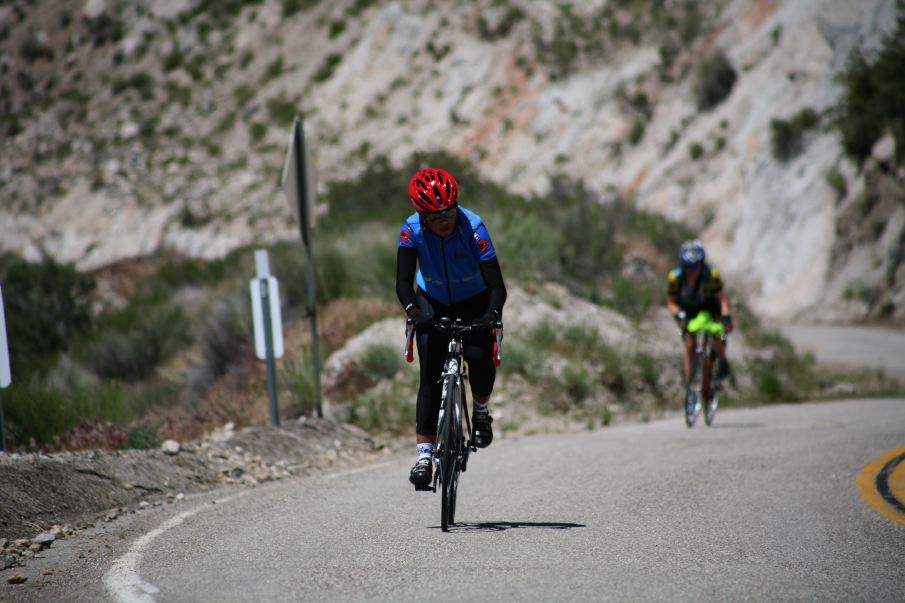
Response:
[667,264,723,310]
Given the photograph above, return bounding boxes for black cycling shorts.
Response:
[414,289,495,436]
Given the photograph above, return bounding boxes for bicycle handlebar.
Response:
[402,317,504,365]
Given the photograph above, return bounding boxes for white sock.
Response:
[417,443,433,460]
[474,401,488,415]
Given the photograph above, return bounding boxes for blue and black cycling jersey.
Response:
[397,206,497,306]
[667,264,724,314]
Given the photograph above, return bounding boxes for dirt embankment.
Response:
[0,418,384,544]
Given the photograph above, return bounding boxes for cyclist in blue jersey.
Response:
[666,240,734,402]
[396,167,507,489]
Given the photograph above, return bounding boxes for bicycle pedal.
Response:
[413,484,435,492]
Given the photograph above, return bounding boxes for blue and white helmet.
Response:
[679,240,706,266]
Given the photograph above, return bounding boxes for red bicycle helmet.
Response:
[408,167,459,213]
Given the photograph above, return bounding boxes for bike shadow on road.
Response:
[706,422,765,429]
[432,521,586,533]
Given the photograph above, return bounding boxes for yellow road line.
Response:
[855,445,905,528]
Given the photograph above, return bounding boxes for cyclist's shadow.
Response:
[432,521,585,533]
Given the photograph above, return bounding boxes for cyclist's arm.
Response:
[479,258,506,319]
[396,247,418,311]
[666,296,682,317]
[717,290,730,316]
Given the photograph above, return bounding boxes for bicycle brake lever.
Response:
[493,323,503,367]
[404,319,415,363]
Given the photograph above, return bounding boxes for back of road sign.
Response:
[0,286,11,388]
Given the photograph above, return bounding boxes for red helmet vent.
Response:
[408,168,459,213]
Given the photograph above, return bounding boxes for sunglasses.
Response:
[422,206,457,223]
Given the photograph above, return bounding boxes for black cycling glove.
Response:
[405,304,434,328]
[472,308,501,329]
[721,314,734,333]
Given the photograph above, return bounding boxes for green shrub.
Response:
[825,168,848,200]
[834,6,905,166]
[282,0,320,17]
[267,95,300,125]
[477,6,525,40]
[189,301,252,393]
[264,57,284,81]
[561,324,603,357]
[282,349,319,418]
[20,37,54,62]
[85,14,125,47]
[525,320,558,353]
[601,404,612,426]
[628,119,646,145]
[126,425,161,449]
[347,381,414,435]
[694,50,736,111]
[326,19,346,38]
[0,253,95,379]
[249,121,267,143]
[635,352,658,387]
[560,365,593,404]
[82,306,190,382]
[163,49,184,72]
[689,142,704,160]
[501,339,543,380]
[3,380,130,448]
[112,73,155,98]
[360,344,403,381]
[608,275,659,320]
[190,0,264,23]
[313,53,342,82]
[749,360,786,403]
[770,108,821,162]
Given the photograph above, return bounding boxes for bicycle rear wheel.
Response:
[704,391,718,426]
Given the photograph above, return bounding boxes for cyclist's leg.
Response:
[411,296,447,487]
[704,298,729,380]
[415,327,446,442]
[464,335,495,447]
[683,331,696,384]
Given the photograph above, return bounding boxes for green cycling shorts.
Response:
[686,310,725,337]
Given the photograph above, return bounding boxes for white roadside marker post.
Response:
[0,286,12,452]
[250,250,284,427]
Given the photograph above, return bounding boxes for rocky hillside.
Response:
[1,0,903,321]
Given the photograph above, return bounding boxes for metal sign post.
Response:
[0,285,12,452]
[250,250,284,427]
[282,116,323,418]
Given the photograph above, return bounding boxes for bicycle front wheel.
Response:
[439,378,458,532]
[685,353,702,428]
[447,396,463,526]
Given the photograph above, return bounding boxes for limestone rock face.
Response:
[0,0,900,321]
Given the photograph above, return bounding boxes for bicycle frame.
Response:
[682,326,725,427]
[403,316,502,530]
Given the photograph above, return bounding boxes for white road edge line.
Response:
[103,459,400,602]
[103,490,251,603]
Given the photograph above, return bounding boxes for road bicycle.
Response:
[404,317,503,532]
[682,317,726,428]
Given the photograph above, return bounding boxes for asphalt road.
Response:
[95,398,905,603]
[781,324,905,373]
